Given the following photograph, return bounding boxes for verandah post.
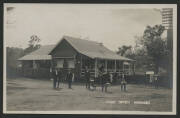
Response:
[133,62,135,75]
[80,54,82,77]
[105,60,107,72]
[115,60,117,72]
[50,58,53,79]
[122,61,124,75]
[95,58,97,78]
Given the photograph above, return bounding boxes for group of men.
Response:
[148,74,159,88]
[50,64,128,92]
[50,66,160,92]
[84,67,127,92]
[50,68,74,89]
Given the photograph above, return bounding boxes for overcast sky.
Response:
[4,4,165,51]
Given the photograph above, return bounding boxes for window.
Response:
[56,59,64,68]
[67,59,75,68]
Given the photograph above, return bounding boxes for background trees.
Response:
[6,47,24,77]
[117,25,169,74]
[23,35,41,55]
[6,24,170,76]
[117,45,132,56]
[141,25,168,74]
[6,35,41,77]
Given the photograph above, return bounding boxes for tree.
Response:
[6,47,24,76]
[117,45,132,56]
[142,25,167,74]
[24,35,41,55]
[116,25,168,74]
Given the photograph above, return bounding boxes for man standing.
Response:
[149,74,153,87]
[49,67,53,80]
[57,69,62,88]
[66,69,73,89]
[104,72,110,92]
[154,74,159,89]
[113,71,118,84]
[85,68,91,89]
[101,71,107,92]
[121,73,127,92]
[52,68,57,89]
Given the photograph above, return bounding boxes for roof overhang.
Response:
[18,55,52,61]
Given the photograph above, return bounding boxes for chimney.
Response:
[99,43,103,46]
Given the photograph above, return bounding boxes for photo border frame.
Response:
[0,0,179,118]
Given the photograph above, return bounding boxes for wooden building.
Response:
[18,36,135,79]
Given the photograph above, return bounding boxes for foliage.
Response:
[133,36,153,69]
[117,25,169,74]
[7,47,24,68]
[117,45,132,56]
[6,35,42,77]
[6,47,24,76]
[23,35,41,55]
[142,25,168,73]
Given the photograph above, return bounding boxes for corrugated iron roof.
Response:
[18,45,55,60]
[18,55,52,60]
[62,36,134,61]
[19,36,134,61]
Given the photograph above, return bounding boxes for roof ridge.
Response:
[24,44,55,56]
[63,35,101,45]
[42,44,56,46]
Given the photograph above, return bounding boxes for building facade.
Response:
[18,36,135,80]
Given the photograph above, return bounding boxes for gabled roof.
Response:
[50,35,134,61]
[19,35,134,61]
[18,45,55,60]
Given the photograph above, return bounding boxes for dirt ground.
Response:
[6,77,172,111]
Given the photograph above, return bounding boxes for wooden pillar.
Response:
[105,60,107,72]
[50,57,53,68]
[122,61,124,72]
[33,60,35,69]
[73,55,76,69]
[118,61,120,73]
[133,62,135,75]
[115,60,117,72]
[32,60,36,78]
[80,55,82,77]
[95,58,97,78]
[73,55,76,79]
[129,62,131,75]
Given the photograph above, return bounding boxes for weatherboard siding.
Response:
[51,39,77,58]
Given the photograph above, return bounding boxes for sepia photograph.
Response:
[3,3,177,115]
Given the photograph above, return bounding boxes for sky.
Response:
[4,4,164,51]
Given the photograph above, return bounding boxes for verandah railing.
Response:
[18,67,51,79]
[81,68,134,78]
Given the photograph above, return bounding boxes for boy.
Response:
[121,73,127,91]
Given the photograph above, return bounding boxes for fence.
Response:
[8,67,172,88]
[16,67,51,79]
[125,74,172,88]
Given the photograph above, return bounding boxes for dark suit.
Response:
[85,70,91,89]
[52,70,57,89]
[101,73,109,92]
[121,75,127,91]
[66,72,73,89]
[57,70,62,88]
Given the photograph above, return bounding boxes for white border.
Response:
[3,3,177,115]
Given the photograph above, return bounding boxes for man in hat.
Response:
[104,72,110,92]
[85,67,91,89]
[57,68,62,88]
[52,68,58,89]
[66,69,73,89]
[121,73,127,92]
[154,74,159,89]
[101,71,107,92]
[49,67,53,80]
